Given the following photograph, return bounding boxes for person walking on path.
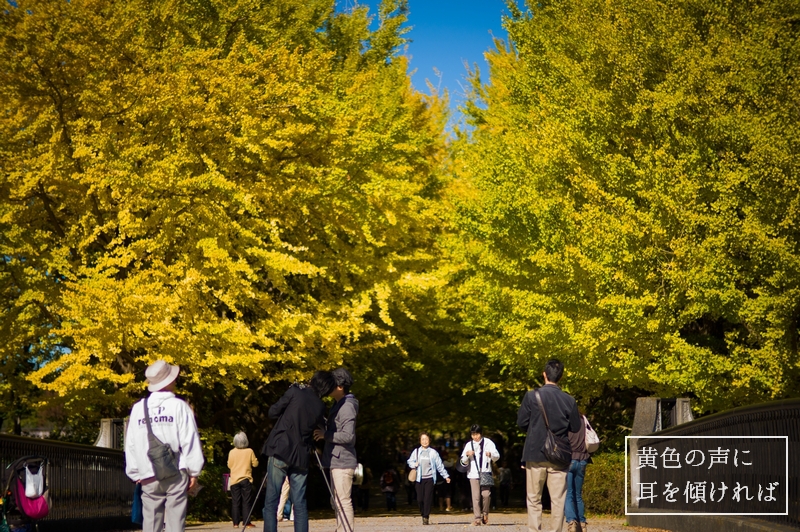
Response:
[262,371,336,532]
[407,433,451,525]
[277,477,294,522]
[402,459,417,506]
[459,425,499,527]
[497,461,512,508]
[565,413,592,532]
[228,431,259,528]
[124,360,205,532]
[379,467,399,511]
[314,368,359,532]
[357,466,372,512]
[438,451,455,512]
[517,359,581,532]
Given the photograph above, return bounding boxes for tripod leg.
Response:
[314,451,353,532]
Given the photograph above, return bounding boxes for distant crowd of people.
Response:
[124,358,593,532]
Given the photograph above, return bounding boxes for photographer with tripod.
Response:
[260,371,336,532]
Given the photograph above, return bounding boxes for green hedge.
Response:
[187,463,236,522]
[582,452,625,516]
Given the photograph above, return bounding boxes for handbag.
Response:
[353,463,365,486]
[534,390,572,469]
[131,483,144,524]
[408,448,418,482]
[584,415,600,453]
[472,441,495,487]
[144,396,180,481]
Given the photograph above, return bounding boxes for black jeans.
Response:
[416,478,435,518]
[406,483,416,505]
[384,491,397,510]
[358,488,370,510]
[499,483,510,507]
[231,478,253,526]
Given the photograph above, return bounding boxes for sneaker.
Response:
[567,522,581,532]
[581,523,587,532]
[422,517,429,525]
[472,518,482,526]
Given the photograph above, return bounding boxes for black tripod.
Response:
[242,452,353,532]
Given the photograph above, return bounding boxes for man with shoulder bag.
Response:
[125,360,205,532]
[517,359,581,532]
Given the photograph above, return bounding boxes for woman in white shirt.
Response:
[459,424,499,526]
[407,433,450,525]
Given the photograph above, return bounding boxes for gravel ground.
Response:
[186,510,667,532]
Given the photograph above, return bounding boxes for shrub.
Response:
[187,463,234,522]
[583,452,625,515]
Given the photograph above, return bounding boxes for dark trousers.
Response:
[405,483,416,505]
[500,483,510,507]
[416,478,435,518]
[230,478,253,526]
[358,488,370,511]
[384,491,397,510]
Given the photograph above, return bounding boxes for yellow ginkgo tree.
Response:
[451,0,800,412]
[0,0,450,428]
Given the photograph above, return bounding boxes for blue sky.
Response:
[348,0,510,117]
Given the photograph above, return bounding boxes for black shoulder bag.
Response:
[474,441,494,487]
[144,396,180,481]
[534,390,572,469]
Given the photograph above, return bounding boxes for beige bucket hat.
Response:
[145,360,180,392]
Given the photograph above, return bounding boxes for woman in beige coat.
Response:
[228,432,259,528]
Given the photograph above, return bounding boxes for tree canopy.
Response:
[0,0,462,439]
[2,0,800,454]
[452,0,800,412]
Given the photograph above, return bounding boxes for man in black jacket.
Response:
[517,359,581,532]
[262,371,336,532]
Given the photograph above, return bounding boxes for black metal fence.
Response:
[633,398,800,529]
[1,433,136,531]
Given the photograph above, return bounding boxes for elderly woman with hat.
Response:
[124,360,205,532]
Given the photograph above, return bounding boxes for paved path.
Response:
[188,511,666,532]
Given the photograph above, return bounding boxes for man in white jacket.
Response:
[125,360,205,532]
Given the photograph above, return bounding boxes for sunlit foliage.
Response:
[452,0,800,411]
[0,0,449,428]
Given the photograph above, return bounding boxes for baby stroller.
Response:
[1,455,50,532]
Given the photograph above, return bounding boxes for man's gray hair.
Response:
[233,431,249,449]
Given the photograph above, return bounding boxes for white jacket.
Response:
[124,391,205,481]
[459,437,500,480]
